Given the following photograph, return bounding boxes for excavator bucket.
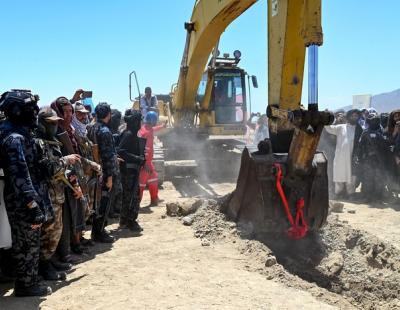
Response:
[223,147,329,236]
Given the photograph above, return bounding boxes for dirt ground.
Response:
[336,200,400,249]
[1,178,400,309]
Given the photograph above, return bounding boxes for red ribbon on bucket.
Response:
[273,163,308,239]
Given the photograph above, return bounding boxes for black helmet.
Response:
[366,114,381,131]
[95,102,111,120]
[0,89,40,128]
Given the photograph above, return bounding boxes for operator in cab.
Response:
[140,87,158,118]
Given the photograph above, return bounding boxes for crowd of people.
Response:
[0,88,164,297]
[246,106,400,204]
[320,107,400,202]
[1,85,399,298]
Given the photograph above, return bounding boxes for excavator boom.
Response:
[173,0,257,126]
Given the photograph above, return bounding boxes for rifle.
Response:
[100,186,115,232]
[57,131,89,209]
[128,136,147,211]
[53,170,77,192]
[57,131,75,154]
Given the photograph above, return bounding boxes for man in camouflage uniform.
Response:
[72,103,100,224]
[35,107,81,280]
[88,102,118,243]
[51,97,99,258]
[0,90,52,297]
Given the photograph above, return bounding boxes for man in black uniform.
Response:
[0,90,52,296]
[108,108,123,218]
[118,109,146,232]
[356,114,389,202]
[88,102,118,243]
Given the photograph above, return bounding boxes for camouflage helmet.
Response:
[0,89,39,118]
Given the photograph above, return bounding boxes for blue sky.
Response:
[1,0,399,113]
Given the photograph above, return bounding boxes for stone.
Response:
[179,199,204,216]
[265,255,277,267]
[194,231,203,238]
[228,222,236,229]
[166,203,179,216]
[201,239,210,247]
[330,201,344,213]
[347,209,356,214]
[320,252,344,277]
[182,216,194,226]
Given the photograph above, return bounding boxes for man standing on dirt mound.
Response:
[138,111,165,206]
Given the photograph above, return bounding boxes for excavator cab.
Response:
[212,70,245,124]
[198,69,247,123]
[196,53,251,135]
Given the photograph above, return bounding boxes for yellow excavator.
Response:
[170,0,260,135]
[135,0,333,237]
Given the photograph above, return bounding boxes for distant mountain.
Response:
[371,89,400,113]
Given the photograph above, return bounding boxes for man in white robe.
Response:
[325,110,360,198]
[0,178,12,249]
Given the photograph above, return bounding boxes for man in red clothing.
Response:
[138,111,165,206]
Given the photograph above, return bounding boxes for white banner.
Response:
[353,94,371,109]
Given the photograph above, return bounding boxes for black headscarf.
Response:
[124,109,142,134]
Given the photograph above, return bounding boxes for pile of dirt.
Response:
[181,199,400,310]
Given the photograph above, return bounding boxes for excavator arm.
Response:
[225,0,333,238]
[172,0,257,127]
[267,0,332,175]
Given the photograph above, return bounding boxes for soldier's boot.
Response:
[14,282,52,297]
[0,249,16,279]
[127,220,143,233]
[119,218,128,228]
[50,257,72,272]
[91,218,115,243]
[92,230,114,243]
[108,211,119,219]
[39,260,66,281]
[80,236,95,247]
